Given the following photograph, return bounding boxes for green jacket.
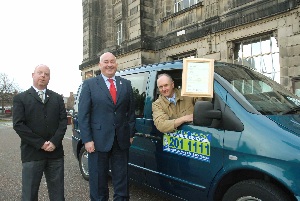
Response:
[152,88,196,133]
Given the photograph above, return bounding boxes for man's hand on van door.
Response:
[130,137,133,144]
[174,114,193,129]
[184,114,193,122]
[85,141,95,153]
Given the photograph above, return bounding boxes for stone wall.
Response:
[79,0,300,91]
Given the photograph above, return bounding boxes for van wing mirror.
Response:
[193,101,221,126]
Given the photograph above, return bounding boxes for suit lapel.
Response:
[97,75,124,105]
[115,76,123,104]
[97,75,114,103]
[28,87,43,103]
[44,90,51,104]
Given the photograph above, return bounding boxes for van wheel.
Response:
[79,146,89,181]
[222,179,290,201]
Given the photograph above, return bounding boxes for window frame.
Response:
[116,22,123,46]
[232,34,280,83]
[174,0,200,12]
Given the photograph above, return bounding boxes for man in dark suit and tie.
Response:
[78,52,135,201]
[13,64,67,201]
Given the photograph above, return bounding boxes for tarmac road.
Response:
[0,121,171,201]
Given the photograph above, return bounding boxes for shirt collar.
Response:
[167,92,176,103]
[32,86,46,93]
[101,74,116,82]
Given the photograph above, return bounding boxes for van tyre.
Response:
[222,179,290,201]
[79,146,89,181]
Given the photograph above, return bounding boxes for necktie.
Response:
[108,79,117,104]
[38,90,44,103]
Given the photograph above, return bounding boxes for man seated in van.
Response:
[152,73,198,133]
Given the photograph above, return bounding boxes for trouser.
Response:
[21,157,65,201]
[89,138,129,201]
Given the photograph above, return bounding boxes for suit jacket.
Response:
[13,87,67,162]
[78,75,135,152]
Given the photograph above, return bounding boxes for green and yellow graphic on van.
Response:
[163,130,211,162]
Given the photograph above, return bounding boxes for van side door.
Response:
[147,80,231,200]
[119,71,150,184]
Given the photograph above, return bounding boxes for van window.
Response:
[120,72,149,117]
[73,82,83,114]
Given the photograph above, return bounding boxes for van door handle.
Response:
[135,133,161,140]
[134,133,145,137]
[145,134,161,140]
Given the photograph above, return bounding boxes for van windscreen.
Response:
[215,63,300,115]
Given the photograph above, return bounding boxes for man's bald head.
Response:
[32,64,50,90]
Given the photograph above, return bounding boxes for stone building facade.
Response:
[79,0,300,94]
[66,92,75,111]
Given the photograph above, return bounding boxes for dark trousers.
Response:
[21,158,65,201]
[88,139,129,201]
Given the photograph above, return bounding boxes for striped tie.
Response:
[38,90,44,103]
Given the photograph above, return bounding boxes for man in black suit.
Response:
[78,52,135,201]
[13,64,67,201]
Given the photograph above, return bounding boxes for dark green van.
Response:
[72,60,300,201]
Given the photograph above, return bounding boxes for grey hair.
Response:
[157,73,173,82]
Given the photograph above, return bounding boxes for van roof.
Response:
[117,59,255,76]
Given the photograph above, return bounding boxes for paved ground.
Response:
[0,120,171,201]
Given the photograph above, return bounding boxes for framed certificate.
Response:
[181,58,214,98]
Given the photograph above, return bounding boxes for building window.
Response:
[233,34,280,83]
[170,50,197,60]
[174,0,200,12]
[85,70,93,79]
[117,22,123,46]
[292,77,300,97]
